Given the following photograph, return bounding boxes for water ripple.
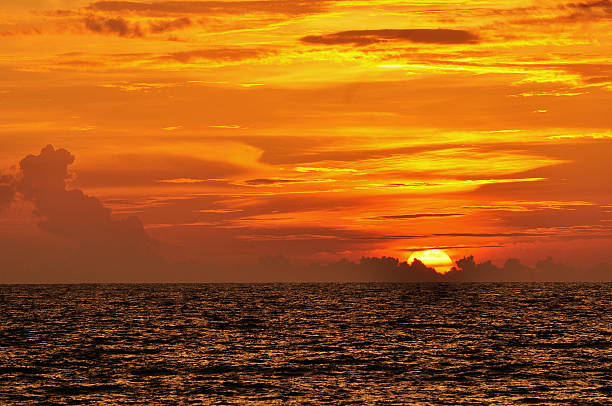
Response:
[0,283,610,404]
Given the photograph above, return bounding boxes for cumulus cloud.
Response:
[300,29,481,46]
[2,145,163,281]
[0,175,15,210]
[17,145,153,247]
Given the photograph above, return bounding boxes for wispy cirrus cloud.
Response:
[86,0,331,16]
[160,47,277,63]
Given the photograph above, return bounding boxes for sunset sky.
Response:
[1,0,612,281]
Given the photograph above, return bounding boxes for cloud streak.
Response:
[301,29,481,46]
[87,1,329,15]
[149,16,192,33]
[83,16,145,37]
[244,178,303,186]
[161,48,276,63]
[565,0,612,14]
[82,15,196,37]
[371,213,463,220]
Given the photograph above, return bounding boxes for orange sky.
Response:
[1,0,612,280]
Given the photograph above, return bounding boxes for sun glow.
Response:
[408,249,454,274]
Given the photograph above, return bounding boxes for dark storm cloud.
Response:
[300,29,481,46]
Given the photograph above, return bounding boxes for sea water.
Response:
[0,283,610,404]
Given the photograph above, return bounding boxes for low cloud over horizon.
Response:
[0,146,610,283]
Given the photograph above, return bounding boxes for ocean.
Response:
[1,283,610,404]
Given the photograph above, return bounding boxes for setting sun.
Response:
[408,250,454,274]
